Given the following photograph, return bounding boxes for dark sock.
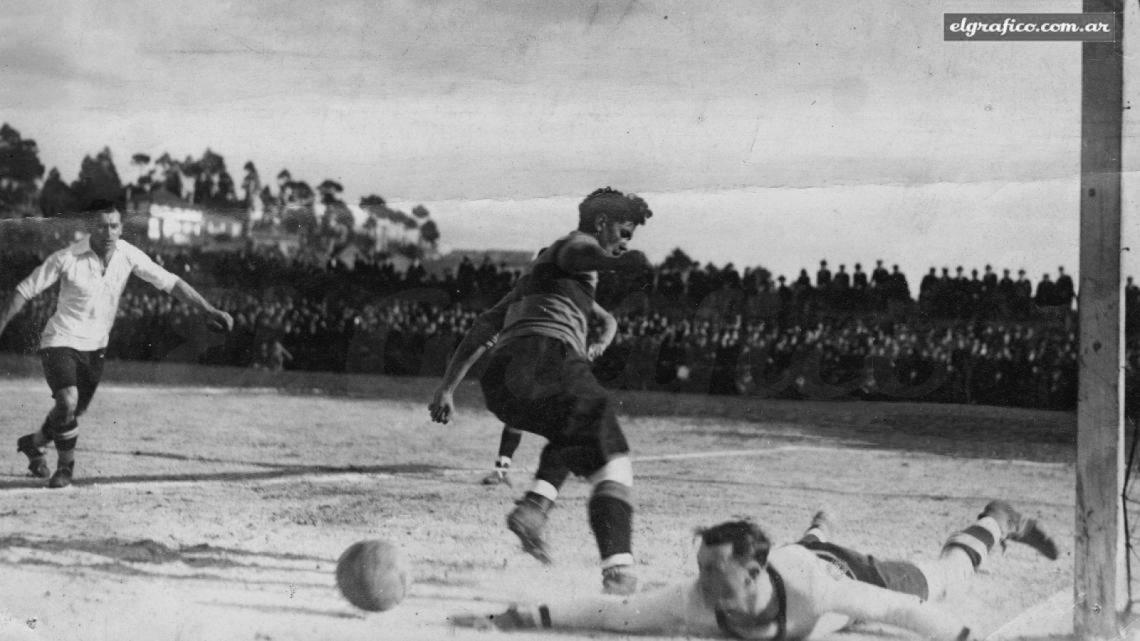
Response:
[588,482,633,560]
[498,429,523,459]
[54,435,78,467]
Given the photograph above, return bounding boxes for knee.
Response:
[574,391,614,420]
[589,456,633,491]
[55,435,79,451]
[53,388,79,420]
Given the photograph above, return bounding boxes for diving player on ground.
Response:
[451,500,1058,640]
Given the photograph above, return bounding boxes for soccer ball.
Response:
[335,539,409,612]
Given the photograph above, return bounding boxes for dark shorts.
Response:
[40,347,106,416]
[801,540,929,601]
[480,335,628,477]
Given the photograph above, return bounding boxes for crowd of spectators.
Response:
[3,245,1139,412]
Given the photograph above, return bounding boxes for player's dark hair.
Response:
[82,198,121,217]
[577,187,653,232]
[697,520,771,565]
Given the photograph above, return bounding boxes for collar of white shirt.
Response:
[72,236,123,259]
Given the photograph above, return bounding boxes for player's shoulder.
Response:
[559,230,600,249]
[542,231,601,270]
[48,240,87,263]
[116,239,154,263]
[115,238,142,254]
[769,544,831,578]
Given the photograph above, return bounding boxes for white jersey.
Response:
[15,237,180,351]
[540,544,968,640]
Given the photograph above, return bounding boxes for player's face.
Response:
[596,216,637,256]
[88,211,122,257]
[696,542,768,626]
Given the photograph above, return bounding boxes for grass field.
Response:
[0,361,1086,641]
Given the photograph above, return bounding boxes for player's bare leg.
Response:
[920,500,1058,601]
[46,386,80,488]
[17,386,80,483]
[590,456,637,595]
[799,510,831,544]
[483,427,522,486]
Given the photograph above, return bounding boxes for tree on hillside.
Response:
[178,149,238,208]
[275,169,294,206]
[280,180,316,235]
[39,167,77,217]
[359,194,388,244]
[198,149,226,177]
[215,170,237,207]
[128,153,154,198]
[155,153,183,198]
[285,180,313,206]
[412,204,430,219]
[662,247,695,270]
[71,147,123,210]
[317,179,353,239]
[191,167,212,205]
[241,162,260,205]
[0,123,46,215]
[419,219,440,249]
[317,179,344,197]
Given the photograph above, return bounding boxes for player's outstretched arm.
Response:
[0,292,29,338]
[827,579,974,641]
[450,583,706,635]
[428,319,496,424]
[557,238,650,274]
[171,279,234,333]
[587,301,618,361]
[1,251,64,338]
[429,287,518,424]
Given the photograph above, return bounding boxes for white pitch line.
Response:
[0,472,397,496]
[636,446,817,462]
[637,444,1067,469]
[0,380,282,395]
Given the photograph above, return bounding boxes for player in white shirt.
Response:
[450,500,1058,640]
[0,201,233,488]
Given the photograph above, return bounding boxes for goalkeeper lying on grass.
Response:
[451,500,1057,640]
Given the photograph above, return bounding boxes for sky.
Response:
[2,0,1137,282]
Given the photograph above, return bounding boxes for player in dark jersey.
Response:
[482,303,618,486]
[429,187,652,595]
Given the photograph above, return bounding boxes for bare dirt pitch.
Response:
[0,368,1080,641]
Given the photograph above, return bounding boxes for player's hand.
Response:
[587,342,608,361]
[448,612,495,631]
[449,605,536,631]
[429,387,455,424]
[206,310,234,333]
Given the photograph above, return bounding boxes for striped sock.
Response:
[800,511,829,544]
[943,516,1002,569]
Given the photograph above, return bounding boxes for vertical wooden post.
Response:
[1076,0,1126,638]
